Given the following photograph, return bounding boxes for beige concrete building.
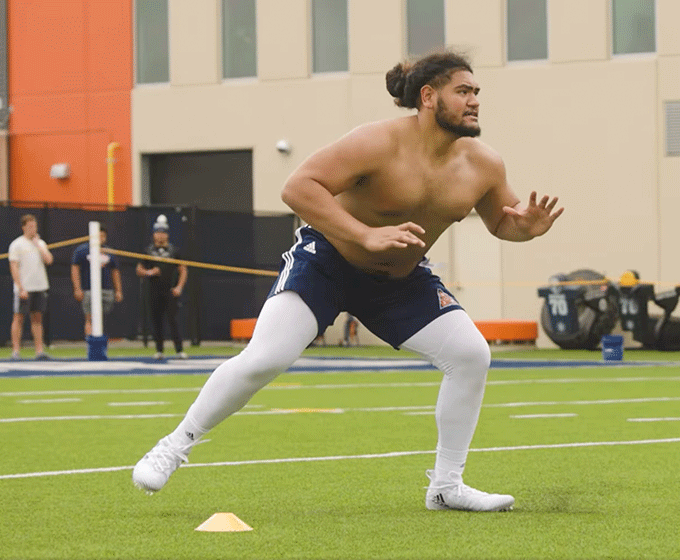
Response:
[132,0,680,346]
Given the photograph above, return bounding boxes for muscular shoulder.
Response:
[288,118,408,192]
[339,118,405,159]
[457,138,506,182]
[457,137,503,167]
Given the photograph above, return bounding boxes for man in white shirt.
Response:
[8,214,54,360]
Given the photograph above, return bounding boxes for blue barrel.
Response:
[87,335,109,361]
[601,334,623,361]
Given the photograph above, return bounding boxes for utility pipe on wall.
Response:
[106,142,119,210]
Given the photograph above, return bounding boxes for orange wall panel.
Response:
[11,133,88,204]
[87,1,133,92]
[8,0,87,95]
[8,0,133,205]
[8,95,88,135]
[88,92,130,129]
[11,131,110,204]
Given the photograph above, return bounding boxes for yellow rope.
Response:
[45,236,91,250]
[449,279,679,288]
[103,247,279,277]
[449,279,614,288]
[0,235,278,277]
[1,235,678,286]
[0,236,89,260]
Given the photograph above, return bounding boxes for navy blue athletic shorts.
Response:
[268,227,462,349]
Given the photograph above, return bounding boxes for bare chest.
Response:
[342,160,486,228]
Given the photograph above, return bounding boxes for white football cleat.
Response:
[132,436,193,494]
[425,470,514,512]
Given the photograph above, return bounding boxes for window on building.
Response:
[136,0,169,84]
[312,0,348,73]
[222,0,257,78]
[612,0,655,55]
[406,0,445,57]
[507,0,548,62]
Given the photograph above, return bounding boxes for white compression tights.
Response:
[173,291,318,440]
[172,292,490,484]
[400,310,491,481]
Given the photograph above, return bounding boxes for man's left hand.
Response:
[502,191,564,238]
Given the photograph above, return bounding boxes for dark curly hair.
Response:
[385,51,473,109]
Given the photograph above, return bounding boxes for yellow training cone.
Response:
[195,513,253,532]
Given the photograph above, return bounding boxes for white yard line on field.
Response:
[0,413,184,423]
[18,398,82,404]
[627,417,680,422]
[1,375,679,398]
[509,413,578,419]
[107,402,171,407]
[487,376,680,385]
[2,396,679,423]
[1,388,201,397]
[484,396,680,408]
[1,438,678,480]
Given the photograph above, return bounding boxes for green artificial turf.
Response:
[1,348,679,560]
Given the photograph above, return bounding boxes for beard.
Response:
[435,98,481,138]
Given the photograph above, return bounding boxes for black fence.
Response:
[0,202,297,345]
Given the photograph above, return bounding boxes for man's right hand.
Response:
[19,289,28,300]
[361,222,426,252]
[74,288,84,302]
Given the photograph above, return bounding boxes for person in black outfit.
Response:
[136,216,188,359]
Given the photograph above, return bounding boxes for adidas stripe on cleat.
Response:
[132,436,195,494]
[425,470,514,512]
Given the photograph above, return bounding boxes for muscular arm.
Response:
[281,123,425,252]
[281,133,372,244]
[475,150,562,241]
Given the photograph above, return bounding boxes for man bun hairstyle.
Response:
[385,50,473,109]
[385,62,412,106]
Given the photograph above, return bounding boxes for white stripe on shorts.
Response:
[274,227,305,294]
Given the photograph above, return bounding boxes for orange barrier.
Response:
[474,320,538,344]
[229,318,538,344]
[230,318,257,340]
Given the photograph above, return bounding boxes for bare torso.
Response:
[282,70,560,279]
[326,117,497,277]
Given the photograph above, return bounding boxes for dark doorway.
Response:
[146,150,252,212]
